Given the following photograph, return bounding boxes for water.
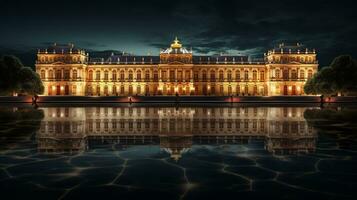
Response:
[0,104,357,200]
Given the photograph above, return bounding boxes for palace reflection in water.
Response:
[38,106,316,159]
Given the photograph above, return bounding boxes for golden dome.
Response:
[170,37,182,48]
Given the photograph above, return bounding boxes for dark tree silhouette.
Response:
[304,55,357,96]
[0,55,44,96]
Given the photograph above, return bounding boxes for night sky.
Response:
[1,0,356,67]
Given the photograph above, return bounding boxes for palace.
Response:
[35,38,318,96]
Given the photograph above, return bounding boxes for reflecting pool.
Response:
[0,104,357,199]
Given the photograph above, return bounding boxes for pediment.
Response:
[51,62,66,65]
[167,61,186,65]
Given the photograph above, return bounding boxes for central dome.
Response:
[161,37,192,54]
[170,37,182,48]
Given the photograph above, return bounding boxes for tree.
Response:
[304,55,357,96]
[0,55,44,96]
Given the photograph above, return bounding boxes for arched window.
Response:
[244,70,249,80]
[227,70,232,81]
[283,69,289,79]
[104,70,109,81]
[112,70,117,81]
[120,70,125,81]
[145,70,150,81]
[88,70,93,81]
[291,69,297,79]
[73,70,77,79]
[96,70,100,80]
[275,69,280,78]
[308,70,313,79]
[202,71,207,82]
[219,70,224,81]
[48,70,53,79]
[260,71,264,81]
[210,70,216,82]
[55,70,61,79]
[300,70,305,79]
[120,85,125,94]
[194,71,199,81]
[128,70,133,81]
[153,70,158,81]
[253,85,258,95]
[64,70,70,80]
[185,70,190,80]
[40,70,45,79]
[104,85,108,95]
[136,70,141,81]
[236,70,240,81]
[112,85,117,94]
[252,70,257,80]
[236,85,240,94]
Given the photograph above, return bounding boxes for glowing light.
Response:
[60,86,64,90]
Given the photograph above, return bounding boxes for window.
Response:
[55,70,61,79]
[128,70,133,81]
[253,70,257,80]
[275,69,280,78]
[145,70,150,81]
[88,70,93,80]
[64,70,70,80]
[202,71,207,82]
[161,70,166,81]
[169,70,175,81]
[72,85,76,95]
[308,70,313,79]
[244,70,249,80]
[153,71,158,81]
[185,70,190,80]
[112,85,117,94]
[104,71,109,81]
[40,70,45,79]
[73,70,77,79]
[283,69,289,79]
[96,70,100,80]
[219,70,224,81]
[120,70,125,81]
[291,69,297,79]
[210,70,215,82]
[227,70,232,81]
[104,85,108,95]
[112,70,117,81]
[300,70,305,79]
[178,71,183,81]
[120,85,125,94]
[260,71,264,81]
[136,70,141,81]
[48,70,53,79]
[194,71,199,81]
[236,70,240,81]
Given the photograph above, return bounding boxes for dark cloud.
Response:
[0,0,356,66]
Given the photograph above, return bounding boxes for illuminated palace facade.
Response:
[36,38,318,96]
